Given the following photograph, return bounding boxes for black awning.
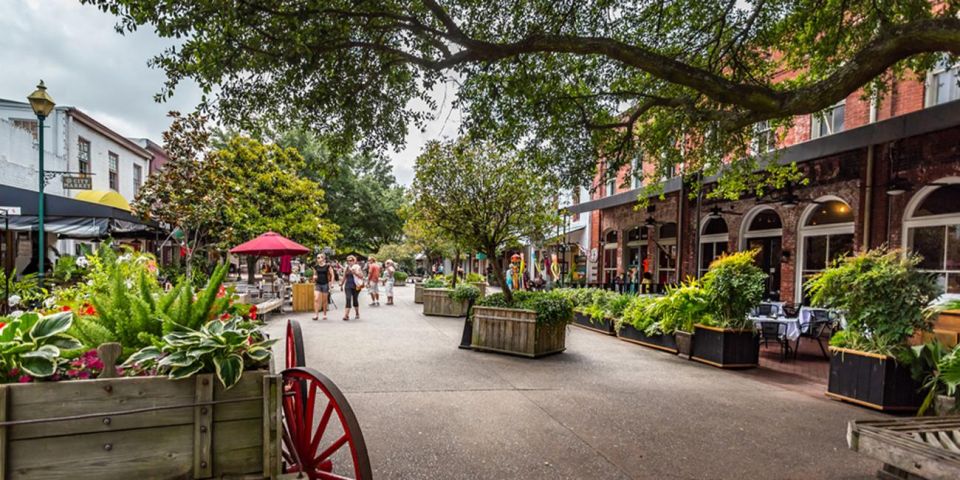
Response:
[0,184,160,238]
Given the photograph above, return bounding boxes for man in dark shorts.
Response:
[312,253,334,320]
[340,255,364,320]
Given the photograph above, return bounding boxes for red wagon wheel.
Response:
[286,319,306,369]
[281,367,372,480]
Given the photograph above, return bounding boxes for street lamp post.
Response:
[27,81,55,281]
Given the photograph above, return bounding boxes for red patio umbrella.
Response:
[230,231,310,256]
[230,232,310,283]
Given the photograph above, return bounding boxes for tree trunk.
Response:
[488,247,511,303]
[451,248,461,288]
[247,256,257,284]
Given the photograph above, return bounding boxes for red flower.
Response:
[216,285,226,298]
[0,322,6,330]
[250,311,257,320]
[61,305,71,312]
[81,303,96,316]
[220,313,231,321]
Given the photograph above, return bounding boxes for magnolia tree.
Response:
[86,0,960,198]
[411,140,558,301]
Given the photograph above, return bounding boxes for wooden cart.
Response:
[848,417,960,480]
[0,320,371,480]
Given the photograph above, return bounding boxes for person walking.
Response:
[366,256,381,306]
[383,259,396,306]
[311,253,334,321]
[340,255,364,320]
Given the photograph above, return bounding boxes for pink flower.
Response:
[78,371,91,379]
[9,367,20,376]
[18,375,32,383]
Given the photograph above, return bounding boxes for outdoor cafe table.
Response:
[749,307,845,342]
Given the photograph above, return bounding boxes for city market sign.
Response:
[62,175,92,190]
[0,206,21,215]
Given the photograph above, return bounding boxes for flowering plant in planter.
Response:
[0,311,82,381]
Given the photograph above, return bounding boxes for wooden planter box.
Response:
[469,282,487,298]
[471,306,567,358]
[572,311,616,335]
[422,288,469,317]
[414,283,424,304]
[690,325,759,369]
[292,283,314,312]
[617,323,678,354]
[0,370,281,479]
[826,347,923,412]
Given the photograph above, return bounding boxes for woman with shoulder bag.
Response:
[340,255,365,321]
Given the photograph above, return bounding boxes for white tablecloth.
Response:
[751,307,845,342]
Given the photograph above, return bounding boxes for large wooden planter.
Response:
[572,311,616,335]
[292,283,314,312]
[469,281,487,298]
[422,288,469,317]
[0,370,280,479]
[471,306,567,358]
[617,323,678,354]
[414,283,424,304]
[826,347,923,412]
[690,325,759,369]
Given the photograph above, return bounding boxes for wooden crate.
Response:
[0,371,281,480]
[292,283,314,312]
[848,417,960,480]
[471,306,567,358]
[422,288,468,317]
[414,284,424,304]
[469,282,487,298]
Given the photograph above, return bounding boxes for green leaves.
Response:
[124,318,276,390]
[701,250,767,329]
[0,312,79,379]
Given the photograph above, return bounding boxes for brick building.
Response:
[566,67,960,305]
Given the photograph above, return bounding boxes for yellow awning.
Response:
[74,190,132,211]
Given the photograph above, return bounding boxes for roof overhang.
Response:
[565,99,960,215]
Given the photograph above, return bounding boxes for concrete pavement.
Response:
[266,284,886,479]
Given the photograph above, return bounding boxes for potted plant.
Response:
[415,277,444,304]
[570,290,624,335]
[691,250,766,368]
[423,281,474,317]
[808,248,940,411]
[471,290,573,357]
[901,341,960,416]
[466,272,488,297]
[616,295,678,353]
[394,270,409,286]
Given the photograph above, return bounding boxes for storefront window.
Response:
[799,200,855,303]
[658,222,677,284]
[906,183,960,295]
[700,217,729,276]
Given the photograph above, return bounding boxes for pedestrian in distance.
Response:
[383,259,396,306]
[312,253,334,321]
[366,256,381,306]
[340,255,365,320]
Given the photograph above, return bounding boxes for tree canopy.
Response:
[411,139,558,300]
[87,0,960,196]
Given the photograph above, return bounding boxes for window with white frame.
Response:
[799,200,855,303]
[753,120,775,154]
[78,138,91,174]
[108,152,119,190]
[602,230,619,284]
[606,177,615,196]
[631,155,642,189]
[811,102,845,138]
[699,217,729,277]
[905,183,960,296]
[926,56,960,107]
[133,164,142,197]
[657,222,678,284]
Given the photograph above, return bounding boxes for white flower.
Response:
[87,280,94,286]
[76,256,89,268]
[8,295,21,307]
[124,279,134,289]
[119,254,132,263]
[43,297,56,308]
[9,310,23,318]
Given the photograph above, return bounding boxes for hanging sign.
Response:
[62,176,92,190]
[0,206,21,215]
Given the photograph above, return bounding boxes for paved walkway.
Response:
[266,285,886,479]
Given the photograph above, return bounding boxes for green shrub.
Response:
[476,290,572,326]
[901,341,960,415]
[394,271,409,283]
[449,283,481,302]
[465,272,485,283]
[701,250,766,329]
[808,248,941,355]
[422,278,446,288]
[659,280,711,333]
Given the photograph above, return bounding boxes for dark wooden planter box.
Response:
[471,306,566,357]
[617,323,678,354]
[690,325,759,369]
[414,283,424,303]
[826,347,923,412]
[572,311,616,335]
[422,288,469,317]
[675,330,694,358]
[0,371,280,479]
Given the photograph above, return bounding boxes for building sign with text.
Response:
[62,175,92,190]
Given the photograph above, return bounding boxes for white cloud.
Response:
[0,0,460,185]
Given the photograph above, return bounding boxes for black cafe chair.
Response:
[759,321,792,362]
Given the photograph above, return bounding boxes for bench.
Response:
[256,298,283,316]
[848,417,960,479]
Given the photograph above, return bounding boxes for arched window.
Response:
[904,181,960,295]
[700,217,729,276]
[625,226,649,282]
[657,222,678,284]
[799,199,855,303]
[741,207,784,300]
[602,230,618,284]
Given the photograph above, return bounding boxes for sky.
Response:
[0,0,460,185]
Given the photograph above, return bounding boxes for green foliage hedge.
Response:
[476,290,573,326]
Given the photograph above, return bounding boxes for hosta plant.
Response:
[123,317,276,389]
[0,311,82,381]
